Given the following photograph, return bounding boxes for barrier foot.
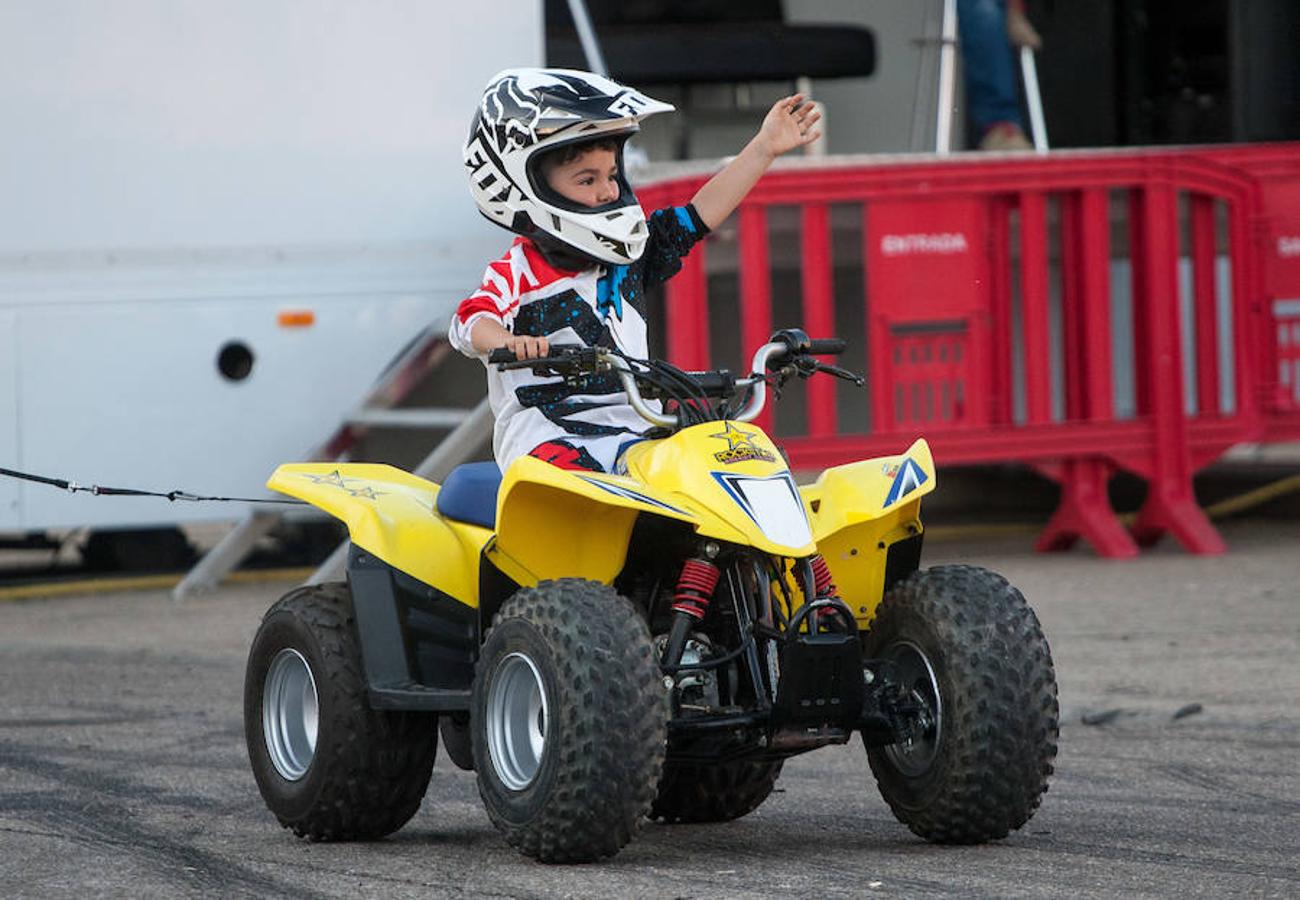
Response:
[1130,486,1227,555]
[1035,459,1139,558]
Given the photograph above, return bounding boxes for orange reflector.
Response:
[277,310,315,328]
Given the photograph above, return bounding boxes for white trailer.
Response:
[0,1,540,536]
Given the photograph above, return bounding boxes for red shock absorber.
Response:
[808,553,845,632]
[672,558,721,620]
[810,554,838,598]
[662,557,721,672]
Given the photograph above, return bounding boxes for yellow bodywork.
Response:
[800,438,936,626]
[268,428,936,626]
[488,423,818,585]
[266,464,491,606]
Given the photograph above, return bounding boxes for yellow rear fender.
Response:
[799,439,936,627]
[267,463,489,607]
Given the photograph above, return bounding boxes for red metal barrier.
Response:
[636,143,1300,557]
[1199,146,1300,440]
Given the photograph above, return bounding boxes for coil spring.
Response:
[810,554,838,598]
[672,558,720,620]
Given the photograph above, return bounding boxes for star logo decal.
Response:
[710,422,761,452]
[298,470,386,500]
[302,470,348,488]
[709,422,776,464]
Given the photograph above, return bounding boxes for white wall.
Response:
[0,0,540,254]
[0,0,543,531]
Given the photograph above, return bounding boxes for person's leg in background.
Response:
[957,0,1032,150]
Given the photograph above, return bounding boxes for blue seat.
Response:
[436,461,503,529]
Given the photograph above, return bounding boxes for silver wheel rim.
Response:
[883,640,943,776]
[486,652,548,791]
[263,648,319,781]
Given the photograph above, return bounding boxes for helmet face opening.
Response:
[526,132,639,217]
[464,68,674,266]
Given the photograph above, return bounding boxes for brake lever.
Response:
[815,361,866,387]
[795,357,819,378]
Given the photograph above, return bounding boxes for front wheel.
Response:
[244,583,438,841]
[472,579,667,863]
[863,565,1059,844]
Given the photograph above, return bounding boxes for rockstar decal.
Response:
[710,422,775,465]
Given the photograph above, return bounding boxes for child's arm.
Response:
[469,318,550,360]
[690,94,822,231]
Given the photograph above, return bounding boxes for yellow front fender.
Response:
[800,439,936,625]
[267,463,490,606]
[487,455,701,586]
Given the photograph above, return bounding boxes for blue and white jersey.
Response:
[449,204,708,471]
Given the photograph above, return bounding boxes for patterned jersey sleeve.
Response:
[638,204,710,290]
[447,247,524,358]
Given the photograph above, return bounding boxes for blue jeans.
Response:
[957,0,1024,136]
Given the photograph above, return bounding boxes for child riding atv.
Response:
[243,68,1058,867]
[450,67,821,473]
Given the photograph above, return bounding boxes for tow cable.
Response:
[0,466,305,505]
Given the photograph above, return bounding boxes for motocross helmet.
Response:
[464,68,674,267]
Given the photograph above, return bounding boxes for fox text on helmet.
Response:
[463,68,674,266]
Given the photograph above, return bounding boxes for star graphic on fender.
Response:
[710,422,761,452]
[299,470,386,500]
[301,470,348,488]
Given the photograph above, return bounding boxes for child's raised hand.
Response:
[689,93,823,230]
[756,94,822,159]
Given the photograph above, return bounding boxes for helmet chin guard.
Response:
[464,68,674,266]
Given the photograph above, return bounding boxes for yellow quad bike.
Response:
[244,329,1059,864]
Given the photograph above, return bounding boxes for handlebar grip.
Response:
[807,338,848,356]
[489,344,586,367]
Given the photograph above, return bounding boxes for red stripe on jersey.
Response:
[455,295,508,324]
[488,259,515,295]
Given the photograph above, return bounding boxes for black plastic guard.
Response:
[347,546,476,711]
[773,632,865,727]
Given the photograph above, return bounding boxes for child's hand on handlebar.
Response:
[503,334,550,360]
[468,317,550,361]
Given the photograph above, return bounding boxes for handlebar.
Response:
[489,332,860,429]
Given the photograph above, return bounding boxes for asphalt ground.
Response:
[1,519,1298,899]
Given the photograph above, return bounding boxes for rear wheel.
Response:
[650,759,783,823]
[863,565,1059,843]
[472,579,667,863]
[244,583,437,840]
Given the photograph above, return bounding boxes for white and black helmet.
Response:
[464,68,674,266]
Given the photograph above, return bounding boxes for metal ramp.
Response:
[172,328,492,600]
